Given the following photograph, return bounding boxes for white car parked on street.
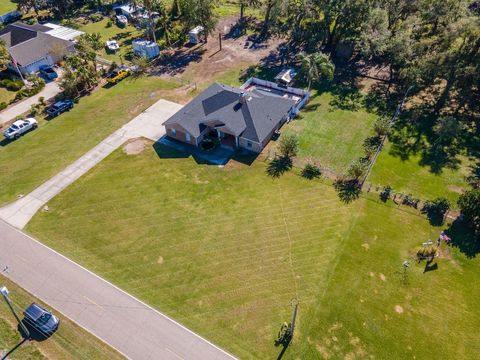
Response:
[3,118,37,140]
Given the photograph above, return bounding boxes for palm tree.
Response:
[298,51,335,91]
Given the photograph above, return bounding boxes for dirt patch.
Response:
[379,273,386,282]
[157,256,164,264]
[361,243,369,250]
[447,185,465,194]
[316,344,331,359]
[123,138,148,155]
[369,272,375,277]
[394,305,404,314]
[154,15,285,85]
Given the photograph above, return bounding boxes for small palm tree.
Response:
[298,51,334,91]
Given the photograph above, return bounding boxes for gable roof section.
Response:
[0,22,73,66]
[164,82,296,144]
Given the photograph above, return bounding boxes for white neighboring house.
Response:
[0,22,78,75]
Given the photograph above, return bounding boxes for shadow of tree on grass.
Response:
[267,156,292,178]
[333,178,361,203]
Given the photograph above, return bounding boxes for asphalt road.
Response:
[0,219,236,360]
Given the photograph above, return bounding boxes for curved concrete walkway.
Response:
[0,99,182,229]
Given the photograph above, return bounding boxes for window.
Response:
[247,141,252,148]
[171,128,176,137]
[185,132,191,142]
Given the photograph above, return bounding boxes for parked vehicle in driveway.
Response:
[46,100,73,118]
[107,67,130,85]
[39,65,58,80]
[23,303,59,335]
[3,118,37,140]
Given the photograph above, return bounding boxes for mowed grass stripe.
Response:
[28,144,354,359]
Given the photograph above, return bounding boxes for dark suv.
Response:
[46,100,73,118]
[23,303,60,335]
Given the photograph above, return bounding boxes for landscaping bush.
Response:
[379,185,392,202]
[373,116,390,137]
[106,19,113,28]
[402,194,420,209]
[363,135,381,157]
[416,246,437,261]
[422,197,451,225]
[0,79,24,91]
[301,163,321,179]
[90,13,103,22]
[278,134,299,159]
[0,102,7,111]
[347,157,369,180]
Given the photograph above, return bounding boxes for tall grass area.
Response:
[27,144,480,359]
[0,77,178,206]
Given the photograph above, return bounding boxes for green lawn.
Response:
[0,1,15,14]
[26,143,480,359]
[369,140,470,203]
[0,87,16,105]
[0,275,124,360]
[0,76,178,206]
[284,90,377,172]
[80,18,143,64]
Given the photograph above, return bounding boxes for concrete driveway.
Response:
[0,99,182,229]
[0,80,61,126]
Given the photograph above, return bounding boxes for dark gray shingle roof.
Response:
[164,82,296,143]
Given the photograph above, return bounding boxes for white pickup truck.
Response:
[3,118,37,140]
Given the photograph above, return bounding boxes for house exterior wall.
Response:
[165,125,197,145]
[238,137,262,153]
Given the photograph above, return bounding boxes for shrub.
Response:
[334,177,361,203]
[416,246,437,260]
[278,134,299,159]
[379,185,392,202]
[402,194,420,209]
[0,79,24,91]
[363,135,381,157]
[90,13,103,22]
[374,116,390,137]
[106,19,113,28]
[0,102,7,111]
[301,163,321,179]
[347,158,369,180]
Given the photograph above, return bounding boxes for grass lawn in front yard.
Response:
[26,142,480,359]
[80,18,143,64]
[0,1,15,14]
[0,76,178,206]
[369,140,471,203]
[283,89,377,173]
[0,87,16,105]
[0,275,124,360]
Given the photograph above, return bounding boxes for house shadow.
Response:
[154,137,259,166]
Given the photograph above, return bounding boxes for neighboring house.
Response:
[0,22,76,75]
[163,82,298,153]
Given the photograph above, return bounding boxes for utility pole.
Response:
[1,286,30,338]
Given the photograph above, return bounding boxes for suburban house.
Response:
[0,22,80,75]
[163,81,308,153]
